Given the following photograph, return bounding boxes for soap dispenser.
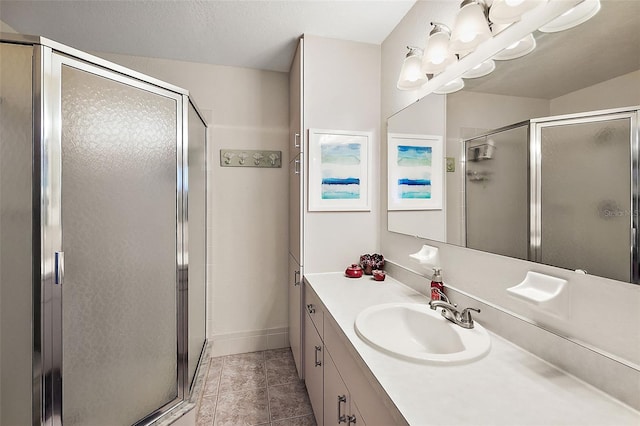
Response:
[430,268,444,301]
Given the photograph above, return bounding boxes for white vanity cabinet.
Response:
[303,282,401,426]
[304,307,324,425]
[324,349,365,426]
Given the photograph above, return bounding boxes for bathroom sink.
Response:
[355,303,491,365]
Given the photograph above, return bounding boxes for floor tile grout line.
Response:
[265,350,272,424]
[210,355,226,426]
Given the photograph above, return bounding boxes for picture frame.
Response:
[308,129,372,212]
[388,133,443,211]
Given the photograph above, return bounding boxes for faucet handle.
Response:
[460,307,481,324]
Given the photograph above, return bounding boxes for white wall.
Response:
[303,35,381,273]
[550,69,640,115]
[95,52,290,355]
[380,0,640,372]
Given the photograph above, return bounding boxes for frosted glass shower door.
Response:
[55,57,182,425]
[536,114,634,282]
[465,123,530,260]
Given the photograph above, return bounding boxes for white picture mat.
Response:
[388,133,443,211]
[308,129,372,211]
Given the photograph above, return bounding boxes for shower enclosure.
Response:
[0,35,208,425]
[464,107,639,283]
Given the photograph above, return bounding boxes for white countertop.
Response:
[305,272,640,426]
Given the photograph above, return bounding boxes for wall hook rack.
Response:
[220,149,282,168]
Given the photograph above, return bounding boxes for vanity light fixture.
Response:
[538,0,600,33]
[489,0,546,25]
[462,59,496,78]
[493,33,536,60]
[421,23,458,75]
[449,0,493,55]
[434,78,465,95]
[491,22,512,35]
[397,46,429,90]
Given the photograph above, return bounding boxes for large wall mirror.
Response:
[387,0,640,284]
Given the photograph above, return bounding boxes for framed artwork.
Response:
[308,129,372,211]
[388,133,443,211]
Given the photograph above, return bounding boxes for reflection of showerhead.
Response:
[467,141,496,161]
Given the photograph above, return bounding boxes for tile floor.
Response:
[196,348,317,426]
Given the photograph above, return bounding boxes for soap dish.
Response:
[409,244,440,269]
[507,271,568,317]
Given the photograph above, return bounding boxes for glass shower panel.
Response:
[61,65,178,425]
[540,118,631,282]
[465,124,529,260]
[187,102,207,387]
[0,42,33,426]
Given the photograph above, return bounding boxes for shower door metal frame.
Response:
[35,43,190,425]
[529,106,640,284]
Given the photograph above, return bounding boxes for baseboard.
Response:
[210,327,289,357]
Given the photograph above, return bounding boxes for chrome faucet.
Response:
[430,287,452,304]
[429,299,481,329]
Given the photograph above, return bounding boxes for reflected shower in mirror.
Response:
[386,0,640,283]
[464,123,529,261]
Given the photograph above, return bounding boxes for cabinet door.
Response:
[304,312,323,425]
[288,153,302,264]
[289,38,303,158]
[349,400,366,426]
[288,254,303,379]
[324,351,350,426]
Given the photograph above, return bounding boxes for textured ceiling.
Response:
[0,0,416,72]
[2,1,638,98]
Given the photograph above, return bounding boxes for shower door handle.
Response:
[55,251,64,285]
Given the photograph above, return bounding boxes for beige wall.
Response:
[550,69,640,115]
[0,19,18,33]
[380,2,640,369]
[96,52,290,355]
[302,35,381,273]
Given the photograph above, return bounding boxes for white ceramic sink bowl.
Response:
[355,303,491,365]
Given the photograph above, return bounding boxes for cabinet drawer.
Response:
[304,284,323,337]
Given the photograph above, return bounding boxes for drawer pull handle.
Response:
[294,270,300,286]
[314,345,322,367]
[338,395,347,423]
